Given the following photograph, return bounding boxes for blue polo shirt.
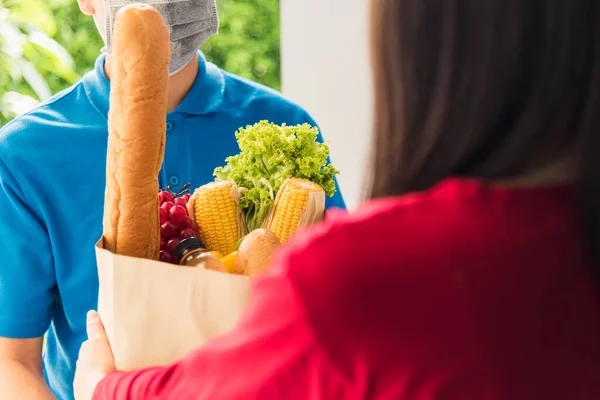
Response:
[0,52,345,400]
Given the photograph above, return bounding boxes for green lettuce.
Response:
[214,120,339,231]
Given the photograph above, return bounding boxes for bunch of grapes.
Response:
[158,183,199,264]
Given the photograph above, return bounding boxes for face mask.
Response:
[101,0,219,75]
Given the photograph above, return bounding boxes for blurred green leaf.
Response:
[24,31,79,83]
[1,91,39,118]
[4,0,57,36]
[202,0,281,90]
[0,0,79,121]
[17,60,52,100]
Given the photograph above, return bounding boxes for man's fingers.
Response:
[86,310,107,341]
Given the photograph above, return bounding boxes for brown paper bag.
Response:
[95,238,252,371]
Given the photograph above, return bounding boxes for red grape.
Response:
[174,197,187,207]
[169,205,187,225]
[159,208,168,224]
[159,191,194,264]
[158,191,173,205]
[159,250,173,263]
[180,217,194,230]
[161,201,175,212]
[167,238,180,253]
[161,221,178,238]
[179,228,199,240]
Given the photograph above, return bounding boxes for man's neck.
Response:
[103,54,199,113]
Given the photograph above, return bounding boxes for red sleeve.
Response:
[93,260,353,399]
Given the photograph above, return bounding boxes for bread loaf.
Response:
[102,4,170,260]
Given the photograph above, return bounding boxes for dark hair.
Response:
[368,1,600,274]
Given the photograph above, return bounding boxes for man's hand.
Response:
[74,311,116,400]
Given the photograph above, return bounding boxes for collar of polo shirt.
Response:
[83,50,225,119]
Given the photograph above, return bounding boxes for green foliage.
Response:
[0,0,281,126]
[49,0,104,77]
[203,0,281,91]
[0,0,80,125]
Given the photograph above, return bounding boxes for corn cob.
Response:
[264,178,326,243]
[186,190,198,220]
[192,181,248,255]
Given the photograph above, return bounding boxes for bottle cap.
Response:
[174,237,207,264]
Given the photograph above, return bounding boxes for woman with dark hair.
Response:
[74,1,600,399]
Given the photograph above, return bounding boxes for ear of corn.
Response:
[186,191,198,219]
[264,178,325,243]
[192,181,248,255]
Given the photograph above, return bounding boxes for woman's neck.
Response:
[103,53,199,113]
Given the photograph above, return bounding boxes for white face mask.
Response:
[101,0,219,75]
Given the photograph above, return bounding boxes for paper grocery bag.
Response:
[95,238,252,371]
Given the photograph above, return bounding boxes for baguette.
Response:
[102,4,170,259]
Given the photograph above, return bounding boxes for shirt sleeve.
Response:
[0,155,56,338]
[93,257,353,399]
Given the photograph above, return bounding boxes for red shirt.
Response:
[95,178,600,399]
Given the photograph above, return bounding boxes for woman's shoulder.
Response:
[264,180,478,376]
[274,176,578,318]
[265,178,587,398]
[286,178,467,258]
[294,177,575,262]
[275,179,468,294]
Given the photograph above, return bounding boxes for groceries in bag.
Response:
[95,2,341,372]
[182,120,340,276]
[96,3,251,371]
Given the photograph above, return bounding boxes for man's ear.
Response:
[78,0,96,16]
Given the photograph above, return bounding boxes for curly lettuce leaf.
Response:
[214,120,339,231]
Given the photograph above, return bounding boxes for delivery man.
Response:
[0,1,345,399]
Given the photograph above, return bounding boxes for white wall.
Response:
[280,0,373,210]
